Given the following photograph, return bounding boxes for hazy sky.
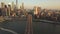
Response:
[0,0,60,9]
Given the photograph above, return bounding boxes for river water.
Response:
[33,22,60,34]
[0,18,60,34]
[0,18,27,34]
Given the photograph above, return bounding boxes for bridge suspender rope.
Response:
[25,14,33,34]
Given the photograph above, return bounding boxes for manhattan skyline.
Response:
[0,0,60,10]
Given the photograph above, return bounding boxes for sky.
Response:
[0,0,60,9]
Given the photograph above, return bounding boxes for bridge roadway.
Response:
[25,14,33,34]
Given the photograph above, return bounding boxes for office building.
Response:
[12,2,15,11]
[16,0,18,9]
[1,2,5,8]
[34,6,41,15]
[34,6,41,18]
[8,4,11,16]
[21,2,24,10]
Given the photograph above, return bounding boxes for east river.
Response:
[0,17,60,34]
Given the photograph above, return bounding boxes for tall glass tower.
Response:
[16,0,18,9]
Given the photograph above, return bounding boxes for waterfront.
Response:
[0,17,60,34]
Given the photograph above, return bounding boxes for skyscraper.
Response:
[22,2,24,10]
[12,2,15,11]
[1,2,5,8]
[8,4,11,16]
[34,6,41,18]
[34,6,38,15]
[4,5,8,16]
[20,2,25,15]
[20,2,24,10]
[16,0,18,9]
[34,6,41,14]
